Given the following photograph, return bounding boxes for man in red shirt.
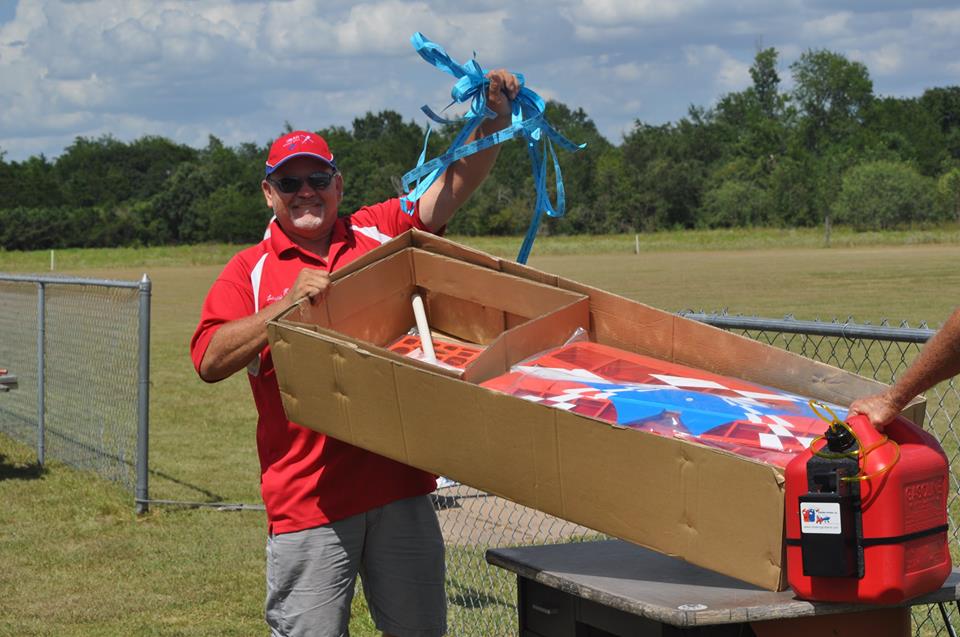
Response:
[191,70,519,637]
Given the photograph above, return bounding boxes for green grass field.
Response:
[2,228,960,636]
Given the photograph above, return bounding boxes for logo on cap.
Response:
[284,134,311,152]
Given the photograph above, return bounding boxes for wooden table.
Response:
[486,539,959,636]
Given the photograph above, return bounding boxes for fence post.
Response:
[136,274,151,514]
[36,281,45,467]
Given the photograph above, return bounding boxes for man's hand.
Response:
[848,390,903,431]
[417,69,520,231]
[199,267,330,382]
[848,308,960,431]
[283,268,330,308]
[485,68,520,120]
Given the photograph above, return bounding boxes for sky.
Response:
[0,0,959,162]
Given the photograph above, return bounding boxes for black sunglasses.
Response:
[268,171,338,194]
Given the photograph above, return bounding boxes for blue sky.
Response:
[0,0,958,162]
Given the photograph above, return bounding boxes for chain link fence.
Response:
[1,283,957,634]
[0,274,150,512]
[434,312,959,637]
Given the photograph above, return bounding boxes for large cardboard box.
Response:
[266,230,925,591]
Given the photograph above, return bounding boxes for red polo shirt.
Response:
[190,199,438,535]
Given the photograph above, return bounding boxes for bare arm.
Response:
[198,269,330,382]
[849,307,960,429]
[417,69,520,232]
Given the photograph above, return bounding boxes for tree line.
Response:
[1,48,959,251]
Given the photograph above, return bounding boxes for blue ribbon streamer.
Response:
[401,32,585,264]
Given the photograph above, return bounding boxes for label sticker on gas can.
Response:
[799,502,842,534]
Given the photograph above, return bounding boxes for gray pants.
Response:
[265,495,446,637]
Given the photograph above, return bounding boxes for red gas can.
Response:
[785,413,951,603]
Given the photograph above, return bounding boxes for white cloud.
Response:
[851,43,904,75]
[560,0,704,43]
[564,0,702,27]
[567,24,637,43]
[54,73,112,109]
[0,0,958,160]
[257,1,509,61]
[338,2,454,55]
[683,45,751,93]
[717,57,751,91]
[612,62,655,82]
[914,8,960,35]
[801,11,853,38]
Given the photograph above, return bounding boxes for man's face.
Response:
[262,156,343,244]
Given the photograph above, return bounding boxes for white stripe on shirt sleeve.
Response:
[250,253,269,313]
[352,225,394,245]
[246,252,269,377]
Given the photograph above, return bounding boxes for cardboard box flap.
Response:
[329,230,415,282]
[462,297,591,384]
[423,292,511,344]
[329,228,503,283]
[411,250,579,320]
[669,315,890,407]
[290,246,585,339]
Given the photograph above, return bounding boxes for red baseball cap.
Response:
[265,130,336,175]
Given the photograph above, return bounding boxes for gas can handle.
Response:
[809,401,875,449]
[844,413,902,483]
[845,413,885,448]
